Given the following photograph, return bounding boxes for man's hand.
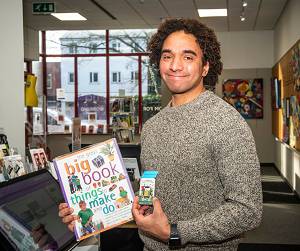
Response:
[31,224,58,250]
[58,203,76,232]
[132,196,170,242]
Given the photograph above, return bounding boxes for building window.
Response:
[89,72,99,84]
[112,42,121,52]
[69,72,74,84]
[90,43,98,53]
[131,71,138,83]
[112,72,121,83]
[69,43,77,54]
[47,73,52,89]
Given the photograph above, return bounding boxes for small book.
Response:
[53,138,134,241]
[3,155,26,179]
[30,148,48,171]
[138,171,158,205]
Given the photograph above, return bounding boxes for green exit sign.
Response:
[32,2,55,14]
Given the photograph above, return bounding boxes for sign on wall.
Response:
[32,3,55,14]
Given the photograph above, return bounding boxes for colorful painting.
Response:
[282,98,289,143]
[291,42,300,92]
[290,96,300,137]
[222,79,263,119]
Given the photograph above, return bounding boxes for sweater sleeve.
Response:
[177,114,263,245]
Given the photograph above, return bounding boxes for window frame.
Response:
[40,30,159,135]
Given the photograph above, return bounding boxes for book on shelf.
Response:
[110,97,134,113]
[3,155,26,179]
[113,129,134,143]
[111,114,133,129]
[53,138,134,241]
[30,148,48,171]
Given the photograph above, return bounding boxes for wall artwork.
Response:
[271,78,282,110]
[222,79,263,119]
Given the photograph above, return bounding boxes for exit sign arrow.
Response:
[32,2,55,14]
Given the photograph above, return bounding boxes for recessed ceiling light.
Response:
[198,9,227,17]
[51,13,87,21]
[242,1,248,7]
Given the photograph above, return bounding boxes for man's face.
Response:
[159,31,208,95]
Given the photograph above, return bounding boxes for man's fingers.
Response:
[59,203,69,211]
[132,196,146,224]
[37,234,49,248]
[152,197,163,215]
[68,222,75,232]
[62,215,77,225]
[59,207,74,218]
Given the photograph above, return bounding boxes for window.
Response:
[47,73,52,89]
[112,42,121,52]
[69,43,77,54]
[69,72,74,84]
[89,72,99,83]
[131,71,138,83]
[40,30,158,136]
[112,72,121,83]
[90,43,98,53]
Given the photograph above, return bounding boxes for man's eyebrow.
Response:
[161,49,197,56]
[161,49,171,54]
[183,50,197,56]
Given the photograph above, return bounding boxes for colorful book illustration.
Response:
[3,155,26,179]
[53,138,134,241]
[30,148,48,171]
[138,171,158,205]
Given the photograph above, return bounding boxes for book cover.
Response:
[53,138,134,241]
[3,155,26,179]
[30,148,48,171]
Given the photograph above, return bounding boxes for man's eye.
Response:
[185,56,193,60]
[162,55,172,60]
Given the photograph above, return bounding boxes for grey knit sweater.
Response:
[139,90,262,251]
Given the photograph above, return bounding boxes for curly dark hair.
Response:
[147,18,223,90]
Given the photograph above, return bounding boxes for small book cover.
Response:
[138,171,158,205]
[53,138,134,241]
[3,155,26,179]
[30,148,48,171]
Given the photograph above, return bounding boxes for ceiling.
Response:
[23,0,288,31]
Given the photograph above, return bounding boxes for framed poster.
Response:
[223,79,263,119]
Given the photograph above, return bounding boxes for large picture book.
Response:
[53,138,134,241]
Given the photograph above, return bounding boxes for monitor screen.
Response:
[0,170,76,251]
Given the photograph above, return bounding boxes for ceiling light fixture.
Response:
[198,9,227,17]
[240,0,247,22]
[51,13,87,21]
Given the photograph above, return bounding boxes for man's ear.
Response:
[202,61,210,77]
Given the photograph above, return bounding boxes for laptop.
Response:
[0,169,78,251]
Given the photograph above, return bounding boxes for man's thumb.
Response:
[153,197,162,213]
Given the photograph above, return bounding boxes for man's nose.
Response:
[169,56,183,71]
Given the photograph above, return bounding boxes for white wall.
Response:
[274,0,300,63]
[24,26,39,61]
[0,0,25,155]
[273,0,300,195]
[216,30,274,69]
[215,68,273,163]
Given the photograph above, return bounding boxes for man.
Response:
[131,18,262,251]
[59,18,262,251]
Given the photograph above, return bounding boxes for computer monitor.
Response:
[0,169,78,251]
